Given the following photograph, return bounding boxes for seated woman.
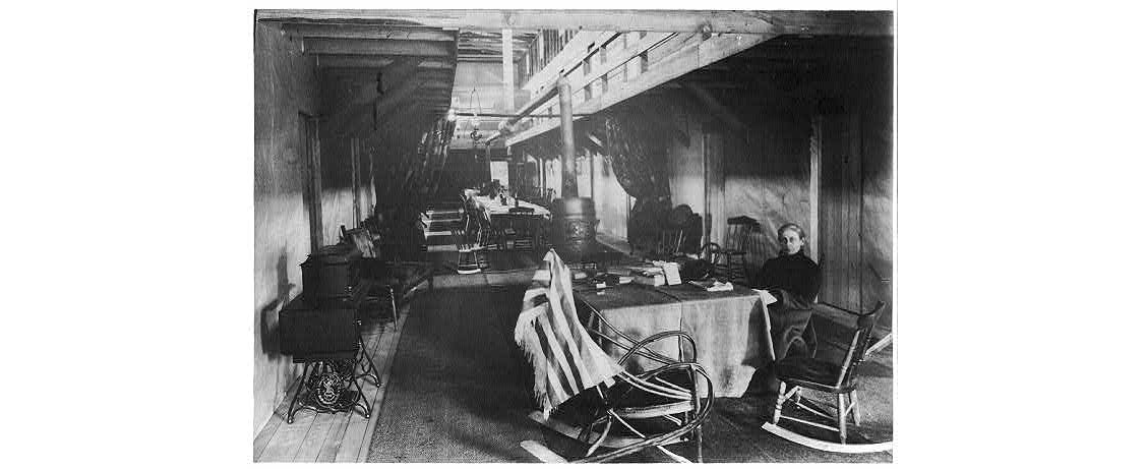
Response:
[751,223,821,361]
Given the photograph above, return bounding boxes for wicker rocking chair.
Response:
[516,250,715,463]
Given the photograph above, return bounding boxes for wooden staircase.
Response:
[423,202,463,249]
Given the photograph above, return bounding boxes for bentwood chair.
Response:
[763,301,889,452]
[518,250,714,463]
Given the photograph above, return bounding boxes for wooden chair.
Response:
[697,242,721,266]
[459,194,474,233]
[474,206,502,251]
[713,216,760,285]
[340,226,379,259]
[519,250,714,463]
[762,301,890,453]
[504,212,540,251]
[450,220,486,274]
[543,188,557,208]
[645,228,685,261]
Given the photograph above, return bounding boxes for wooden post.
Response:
[351,137,361,227]
[502,29,515,112]
[809,115,822,263]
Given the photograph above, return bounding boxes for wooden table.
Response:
[471,195,551,218]
[574,283,771,398]
[471,195,551,250]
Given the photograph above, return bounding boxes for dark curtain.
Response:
[601,113,673,251]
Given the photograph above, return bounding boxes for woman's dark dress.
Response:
[751,250,822,362]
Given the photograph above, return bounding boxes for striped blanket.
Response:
[514,250,622,418]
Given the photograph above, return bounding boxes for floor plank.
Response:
[316,414,351,462]
[254,363,311,460]
[255,300,399,463]
[293,411,342,462]
[257,399,318,462]
[290,328,381,462]
[252,400,285,460]
[335,304,408,462]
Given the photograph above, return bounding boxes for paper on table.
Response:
[662,262,682,286]
[752,289,779,305]
[689,279,733,292]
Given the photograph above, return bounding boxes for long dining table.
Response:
[469,195,551,250]
[470,195,551,218]
[573,282,774,398]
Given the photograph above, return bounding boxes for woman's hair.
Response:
[776,223,807,241]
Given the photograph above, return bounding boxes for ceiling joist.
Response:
[282,23,456,42]
[303,38,454,57]
[257,9,781,33]
[316,56,454,70]
[762,11,893,36]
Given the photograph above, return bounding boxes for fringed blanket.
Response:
[514,250,622,418]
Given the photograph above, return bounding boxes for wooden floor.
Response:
[253,303,409,462]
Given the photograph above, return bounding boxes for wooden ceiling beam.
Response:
[258,9,781,33]
[456,55,507,62]
[507,31,773,145]
[303,38,453,57]
[320,67,423,78]
[317,56,454,70]
[282,23,455,42]
[762,11,893,36]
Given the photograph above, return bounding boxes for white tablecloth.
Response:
[471,195,551,218]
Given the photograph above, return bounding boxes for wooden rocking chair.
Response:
[762,301,891,453]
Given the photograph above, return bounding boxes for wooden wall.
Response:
[254,22,374,437]
[584,39,892,317]
[254,22,322,437]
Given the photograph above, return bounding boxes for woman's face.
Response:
[778,228,804,255]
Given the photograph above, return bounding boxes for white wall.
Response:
[254,22,319,437]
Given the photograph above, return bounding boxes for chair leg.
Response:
[849,390,861,426]
[691,367,703,464]
[731,254,748,284]
[388,286,398,323]
[695,424,703,463]
[836,394,848,444]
